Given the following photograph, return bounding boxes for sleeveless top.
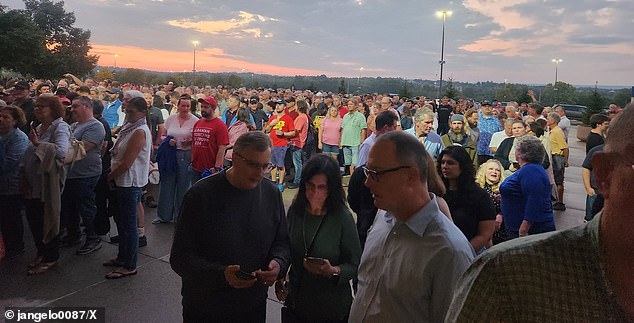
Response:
[112,123,151,187]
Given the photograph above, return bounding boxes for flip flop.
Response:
[102,259,123,267]
[105,269,137,279]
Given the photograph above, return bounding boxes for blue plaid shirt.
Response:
[477,112,502,156]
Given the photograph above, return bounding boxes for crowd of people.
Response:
[0,74,631,322]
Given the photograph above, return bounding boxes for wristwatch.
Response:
[331,266,341,278]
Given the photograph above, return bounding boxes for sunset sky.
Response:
[5,0,634,86]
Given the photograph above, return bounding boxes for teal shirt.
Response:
[287,207,361,321]
[340,111,367,147]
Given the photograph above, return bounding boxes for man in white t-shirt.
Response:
[489,118,514,154]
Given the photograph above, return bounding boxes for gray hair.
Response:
[504,118,517,127]
[233,131,272,154]
[374,132,427,183]
[516,136,546,164]
[124,90,144,99]
[413,108,434,122]
[548,112,561,123]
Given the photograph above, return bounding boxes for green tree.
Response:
[117,68,146,85]
[399,81,411,98]
[23,0,98,79]
[0,9,46,76]
[610,88,631,107]
[227,74,242,88]
[338,79,345,94]
[581,89,606,125]
[93,67,114,82]
[541,81,576,105]
[443,78,460,100]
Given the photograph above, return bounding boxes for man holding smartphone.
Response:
[170,131,291,323]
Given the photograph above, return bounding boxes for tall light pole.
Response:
[436,10,452,99]
[552,58,562,104]
[192,40,199,86]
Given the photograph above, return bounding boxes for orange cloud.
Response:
[463,0,534,31]
[90,44,326,76]
[167,11,277,38]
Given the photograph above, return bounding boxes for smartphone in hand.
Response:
[305,256,326,264]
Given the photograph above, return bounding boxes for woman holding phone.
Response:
[275,154,361,322]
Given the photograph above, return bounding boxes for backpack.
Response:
[304,117,317,153]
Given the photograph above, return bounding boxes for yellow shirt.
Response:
[549,126,567,155]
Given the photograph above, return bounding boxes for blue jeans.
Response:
[157,150,192,222]
[61,175,100,241]
[585,194,598,221]
[292,147,304,184]
[115,186,142,270]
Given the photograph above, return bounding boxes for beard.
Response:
[201,111,210,118]
[468,121,477,128]
[447,131,465,143]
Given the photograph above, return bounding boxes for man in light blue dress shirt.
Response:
[350,132,474,323]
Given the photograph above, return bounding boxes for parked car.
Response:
[553,104,587,121]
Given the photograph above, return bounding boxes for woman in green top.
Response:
[275,154,361,322]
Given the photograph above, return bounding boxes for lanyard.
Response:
[302,212,326,257]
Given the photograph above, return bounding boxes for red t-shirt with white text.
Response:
[191,117,229,172]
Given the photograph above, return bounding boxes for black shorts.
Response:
[552,154,565,185]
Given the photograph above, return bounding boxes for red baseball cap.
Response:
[198,96,217,108]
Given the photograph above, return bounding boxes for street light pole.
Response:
[552,58,562,104]
[192,40,199,87]
[436,10,452,99]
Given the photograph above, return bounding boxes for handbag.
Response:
[148,161,160,184]
[64,137,87,165]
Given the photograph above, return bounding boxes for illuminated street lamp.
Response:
[192,40,200,86]
[436,10,452,99]
[552,58,563,103]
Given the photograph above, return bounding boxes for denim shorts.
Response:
[271,146,288,168]
[343,145,359,166]
[322,143,339,155]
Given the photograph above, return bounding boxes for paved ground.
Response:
[0,127,589,322]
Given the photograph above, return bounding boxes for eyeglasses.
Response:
[362,165,411,182]
[234,152,274,172]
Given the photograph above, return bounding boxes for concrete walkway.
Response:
[0,127,589,322]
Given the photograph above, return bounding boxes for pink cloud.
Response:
[90,44,326,76]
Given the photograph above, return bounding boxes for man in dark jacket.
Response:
[170,131,290,323]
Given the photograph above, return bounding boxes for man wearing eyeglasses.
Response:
[171,131,291,323]
[350,132,474,322]
[446,105,634,323]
